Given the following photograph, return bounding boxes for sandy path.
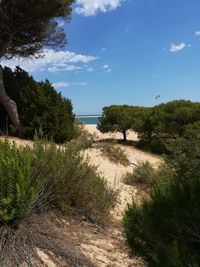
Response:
[78,125,161,266]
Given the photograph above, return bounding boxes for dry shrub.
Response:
[0,213,95,267]
[100,143,129,166]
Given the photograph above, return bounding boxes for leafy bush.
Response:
[0,139,115,265]
[0,140,115,224]
[136,100,200,154]
[31,141,115,222]
[123,161,156,185]
[123,161,172,187]
[0,67,75,143]
[100,143,129,166]
[123,134,200,266]
[0,141,44,222]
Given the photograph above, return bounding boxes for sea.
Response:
[76,116,100,125]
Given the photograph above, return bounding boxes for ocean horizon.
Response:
[76,115,100,125]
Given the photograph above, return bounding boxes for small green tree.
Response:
[98,105,140,141]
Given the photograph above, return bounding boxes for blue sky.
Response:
[3,0,200,114]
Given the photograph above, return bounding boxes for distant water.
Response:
[77,116,100,125]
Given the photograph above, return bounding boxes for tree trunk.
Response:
[122,129,127,141]
[0,65,21,135]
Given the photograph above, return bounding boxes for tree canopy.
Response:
[98,105,148,141]
[98,105,133,141]
[98,100,200,152]
[0,0,74,133]
[0,66,75,143]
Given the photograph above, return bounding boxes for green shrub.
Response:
[34,141,115,222]
[123,162,172,186]
[100,143,129,166]
[0,141,44,222]
[123,137,200,266]
[0,139,115,224]
[123,161,156,185]
[0,139,114,265]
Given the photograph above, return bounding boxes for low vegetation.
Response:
[0,139,116,266]
[123,131,200,266]
[123,161,172,186]
[71,120,95,150]
[123,161,156,185]
[100,143,129,166]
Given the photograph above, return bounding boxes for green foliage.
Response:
[123,162,172,186]
[0,67,75,143]
[0,0,74,59]
[123,161,156,185]
[123,133,200,266]
[0,139,115,225]
[100,143,129,166]
[32,141,115,222]
[0,141,43,222]
[99,101,200,154]
[136,100,200,154]
[98,105,147,141]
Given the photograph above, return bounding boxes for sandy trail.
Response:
[78,125,161,266]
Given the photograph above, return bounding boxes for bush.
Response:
[0,139,115,265]
[100,143,129,166]
[136,100,200,154]
[0,139,116,224]
[123,161,172,187]
[0,141,45,223]
[123,136,200,266]
[34,141,115,222]
[123,161,156,185]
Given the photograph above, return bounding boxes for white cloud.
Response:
[170,42,187,52]
[71,82,87,86]
[75,0,124,16]
[53,82,70,88]
[86,67,94,72]
[195,31,200,36]
[103,64,109,69]
[101,48,107,52]
[1,49,97,73]
[64,65,82,72]
[105,69,112,73]
[53,81,87,89]
[102,64,112,73]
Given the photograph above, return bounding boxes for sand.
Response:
[76,125,161,266]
